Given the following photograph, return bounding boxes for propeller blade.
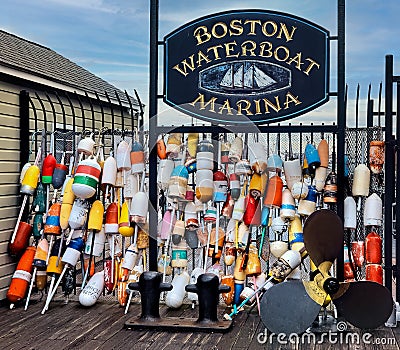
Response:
[303,209,343,265]
[260,280,327,334]
[333,281,393,329]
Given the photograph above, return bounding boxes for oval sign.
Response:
[164,10,329,125]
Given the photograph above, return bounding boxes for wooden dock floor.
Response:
[1,298,400,350]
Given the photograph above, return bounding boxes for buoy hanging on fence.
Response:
[280,188,296,221]
[124,174,139,201]
[171,220,185,245]
[42,152,57,184]
[67,199,90,242]
[105,202,119,235]
[243,195,260,226]
[117,140,131,172]
[44,202,62,235]
[7,246,36,307]
[157,159,174,190]
[266,154,283,174]
[291,181,309,200]
[166,133,182,159]
[157,137,167,159]
[213,171,228,203]
[366,264,383,284]
[304,143,320,172]
[60,178,75,231]
[249,173,264,199]
[364,193,382,227]
[120,243,139,280]
[351,241,365,269]
[323,171,338,204]
[245,244,261,276]
[369,140,385,174]
[102,155,117,187]
[79,270,105,307]
[197,139,214,170]
[229,173,241,200]
[187,133,199,158]
[249,142,267,174]
[318,139,329,168]
[288,215,305,253]
[72,156,101,199]
[283,158,302,191]
[184,202,198,230]
[235,159,252,176]
[365,231,382,264]
[52,155,68,190]
[119,201,133,237]
[195,169,213,203]
[21,163,40,196]
[297,185,318,217]
[130,192,148,224]
[130,140,145,174]
[344,196,357,230]
[352,163,370,209]
[168,165,189,200]
[263,175,283,208]
[9,222,32,257]
[343,243,354,280]
[165,270,190,309]
[159,209,176,240]
[229,136,243,163]
[221,140,231,164]
[77,134,95,156]
[314,166,327,192]
[19,162,31,184]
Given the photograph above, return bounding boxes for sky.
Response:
[1,0,399,127]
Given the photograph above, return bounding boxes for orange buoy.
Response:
[365,231,382,264]
[263,175,283,208]
[7,246,36,305]
[317,139,329,168]
[157,138,167,159]
[366,264,383,284]
[44,202,62,235]
[9,221,32,257]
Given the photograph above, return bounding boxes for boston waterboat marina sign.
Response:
[164,10,330,125]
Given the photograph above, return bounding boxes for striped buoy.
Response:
[72,157,101,199]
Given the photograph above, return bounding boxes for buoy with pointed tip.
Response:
[116,140,131,171]
[364,193,382,227]
[305,143,320,172]
[344,196,357,230]
[44,202,62,235]
[130,141,145,174]
[119,202,133,237]
[228,136,243,163]
[77,134,95,156]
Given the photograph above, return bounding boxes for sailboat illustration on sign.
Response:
[220,64,277,91]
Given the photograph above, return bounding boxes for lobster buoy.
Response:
[232,195,246,221]
[124,174,139,200]
[249,173,264,199]
[237,223,250,250]
[369,140,385,174]
[271,216,288,236]
[130,141,145,174]
[288,215,304,253]
[19,163,31,184]
[249,142,267,174]
[121,244,139,272]
[171,220,185,245]
[32,182,46,213]
[79,270,105,306]
[77,135,95,156]
[270,240,288,258]
[21,164,40,195]
[318,139,329,167]
[365,231,382,264]
[159,209,176,240]
[52,162,68,189]
[243,195,261,226]
[168,165,189,200]
[245,244,261,276]
[266,154,283,173]
[314,166,327,192]
[104,202,119,235]
[366,264,383,284]
[221,141,231,164]
[209,227,225,259]
[184,202,198,230]
[130,192,148,223]
[343,243,354,280]
[280,188,296,221]
[344,196,357,230]
[44,202,62,235]
[119,202,133,237]
[291,181,308,200]
[305,143,320,172]
[364,193,382,227]
[68,199,90,235]
[323,171,337,203]
[102,156,117,186]
[157,137,167,159]
[235,159,252,176]
[171,240,188,268]
[33,238,49,268]
[42,153,57,184]
[351,241,365,268]
[263,175,283,208]
[88,200,104,231]
[224,242,236,266]
[221,193,235,219]
[187,267,203,305]
[62,237,85,266]
[47,239,64,275]
[9,222,32,257]
[228,136,243,163]
[283,159,302,191]
[116,140,131,172]
[298,185,318,216]
[261,206,270,226]
[187,133,199,158]
[197,144,214,171]
[213,171,228,203]
[32,213,43,241]
[229,174,241,200]
[85,229,106,257]
[195,169,213,203]
[165,271,190,308]
[157,159,174,190]
[60,178,75,230]
[352,164,370,198]
[72,157,101,199]
[7,246,36,305]
[166,133,182,158]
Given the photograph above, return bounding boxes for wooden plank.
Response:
[0,273,12,289]
[0,185,19,196]
[0,114,20,128]
[0,172,20,184]
[0,151,21,162]
[0,206,19,220]
[0,88,19,105]
[0,102,19,117]
[0,253,14,265]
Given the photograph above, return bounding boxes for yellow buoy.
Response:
[119,202,133,237]
[88,200,104,231]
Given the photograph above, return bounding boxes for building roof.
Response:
[0,29,140,108]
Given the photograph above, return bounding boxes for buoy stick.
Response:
[111,235,115,284]
[46,235,54,265]
[215,202,220,253]
[41,274,56,314]
[10,196,28,244]
[65,228,74,246]
[44,266,68,312]
[162,206,175,283]
[204,222,212,273]
[24,267,37,311]
[82,232,96,289]
[124,289,134,314]
[253,276,261,316]
[56,230,65,267]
